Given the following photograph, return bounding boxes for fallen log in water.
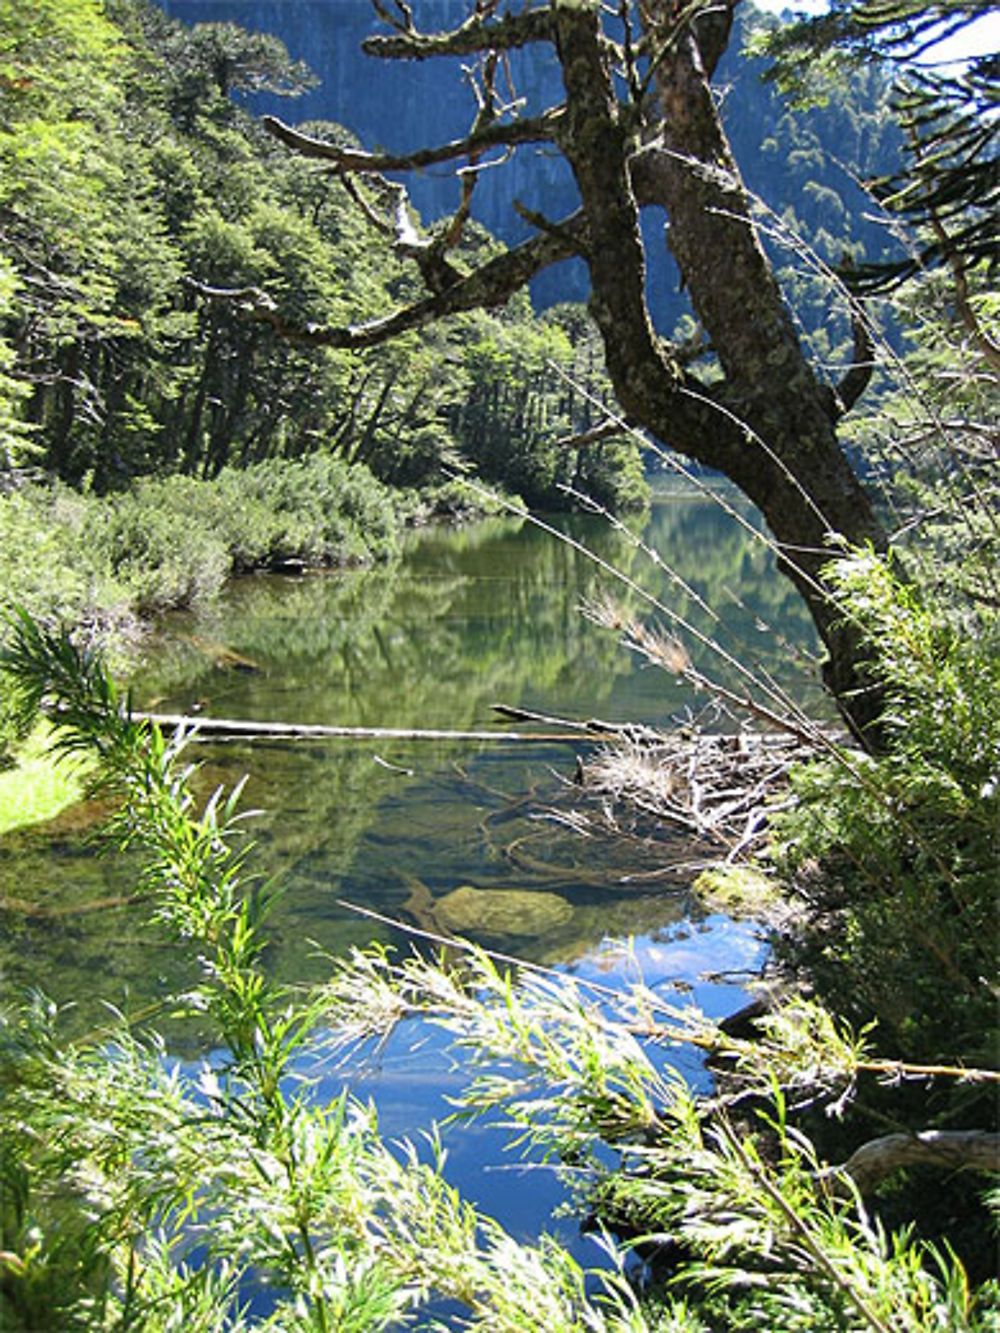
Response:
[129,712,579,744]
[491,702,667,743]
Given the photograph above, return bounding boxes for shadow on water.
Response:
[1,487,816,1285]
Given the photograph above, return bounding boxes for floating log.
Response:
[0,892,147,919]
[492,702,666,743]
[129,712,579,744]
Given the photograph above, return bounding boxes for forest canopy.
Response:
[0,0,643,510]
[2,0,915,506]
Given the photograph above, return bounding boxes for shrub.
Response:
[81,486,230,613]
[774,552,999,1063]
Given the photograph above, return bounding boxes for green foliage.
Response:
[0,0,641,512]
[0,457,402,761]
[775,553,999,1063]
[0,260,35,467]
[0,455,399,621]
[721,5,904,377]
[2,613,997,1330]
[754,1,998,291]
[0,615,651,1330]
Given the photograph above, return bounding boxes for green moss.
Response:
[0,722,93,835]
[692,864,780,917]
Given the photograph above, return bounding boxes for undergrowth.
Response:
[0,456,407,762]
[2,454,401,620]
[774,552,999,1061]
[1,612,997,1330]
[765,551,1000,1273]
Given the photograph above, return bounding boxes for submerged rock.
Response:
[436,884,574,938]
[402,876,574,939]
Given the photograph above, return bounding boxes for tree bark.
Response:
[227,0,895,744]
[551,1,888,741]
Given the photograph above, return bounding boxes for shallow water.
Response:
[2,486,820,1269]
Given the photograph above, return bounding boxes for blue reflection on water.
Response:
[193,913,767,1323]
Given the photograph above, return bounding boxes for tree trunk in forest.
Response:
[550,1,887,742]
[207,0,892,745]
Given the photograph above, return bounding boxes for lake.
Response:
[1,482,822,1262]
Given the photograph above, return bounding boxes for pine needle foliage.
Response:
[758,1,999,291]
[2,611,998,1330]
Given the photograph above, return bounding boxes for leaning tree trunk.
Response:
[226,0,892,744]
[551,0,888,744]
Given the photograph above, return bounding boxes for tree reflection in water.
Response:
[0,487,817,1039]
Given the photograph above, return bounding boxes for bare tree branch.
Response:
[370,0,415,35]
[208,0,898,740]
[361,5,558,61]
[554,418,627,449]
[338,172,396,236]
[926,203,1000,376]
[262,109,563,175]
[440,52,500,253]
[829,1129,1000,1195]
[834,306,876,417]
[512,199,589,257]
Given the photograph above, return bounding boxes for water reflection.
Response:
[3,488,818,1032]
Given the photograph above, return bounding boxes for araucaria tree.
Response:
[215,0,893,743]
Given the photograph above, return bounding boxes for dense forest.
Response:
[1,0,998,1328]
[1,0,906,500]
[0,0,645,503]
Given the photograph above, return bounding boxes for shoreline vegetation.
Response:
[2,0,998,1323]
[0,456,524,798]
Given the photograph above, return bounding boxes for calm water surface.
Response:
[2,486,821,1260]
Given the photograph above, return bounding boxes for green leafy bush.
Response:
[81,487,230,614]
[775,553,999,1063]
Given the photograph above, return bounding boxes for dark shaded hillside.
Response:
[156,0,902,326]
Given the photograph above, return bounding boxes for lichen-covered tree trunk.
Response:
[551,0,887,741]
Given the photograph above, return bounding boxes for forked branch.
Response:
[833,306,876,416]
[262,109,563,174]
[830,1129,1000,1194]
